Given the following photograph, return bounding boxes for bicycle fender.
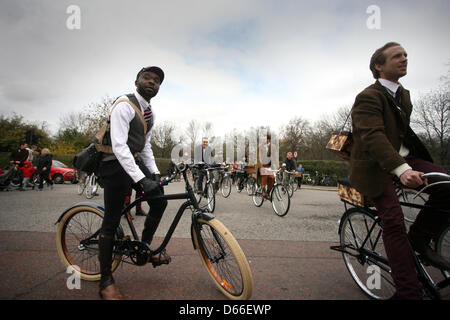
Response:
[190,209,215,250]
[55,202,105,225]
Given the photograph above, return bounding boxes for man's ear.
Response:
[135,79,138,87]
[375,64,383,73]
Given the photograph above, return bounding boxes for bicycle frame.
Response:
[61,164,215,262]
[334,194,450,299]
[121,165,215,257]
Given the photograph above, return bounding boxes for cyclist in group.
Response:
[282,152,297,172]
[350,42,450,299]
[194,137,212,192]
[96,66,169,300]
[257,132,274,200]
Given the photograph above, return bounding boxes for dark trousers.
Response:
[98,160,167,238]
[38,171,53,189]
[373,154,450,299]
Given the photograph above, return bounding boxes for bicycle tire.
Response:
[286,184,294,198]
[252,186,264,207]
[221,176,232,198]
[84,175,93,199]
[398,190,427,227]
[246,177,256,196]
[271,184,290,217]
[206,182,216,213]
[435,224,450,278]
[339,207,395,300]
[291,180,298,192]
[56,205,121,281]
[192,218,253,300]
[85,175,98,199]
[77,182,86,195]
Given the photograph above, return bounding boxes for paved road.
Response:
[0,182,342,242]
[0,182,448,302]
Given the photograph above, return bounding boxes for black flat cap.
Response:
[136,66,165,83]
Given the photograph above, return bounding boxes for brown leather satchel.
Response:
[326,113,352,160]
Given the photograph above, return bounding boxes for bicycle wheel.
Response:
[206,182,216,212]
[85,175,94,199]
[246,177,256,196]
[339,207,395,300]
[77,181,86,195]
[221,176,232,198]
[286,184,294,198]
[192,218,253,300]
[56,205,121,281]
[252,186,264,207]
[435,224,450,278]
[271,184,290,217]
[398,190,427,227]
[291,180,298,192]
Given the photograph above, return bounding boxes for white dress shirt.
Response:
[378,78,412,177]
[109,90,159,183]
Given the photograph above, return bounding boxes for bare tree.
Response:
[58,112,86,133]
[412,88,450,165]
[279,117,311,158]
[186,119,200,144]
[83,96,115,137]
[202,122,214,140]
[150,121,178,158]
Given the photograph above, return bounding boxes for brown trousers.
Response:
[373,154,449,299]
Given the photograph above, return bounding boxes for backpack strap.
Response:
[94,94,147,153]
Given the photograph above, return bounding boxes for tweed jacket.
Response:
[349,80,432,198]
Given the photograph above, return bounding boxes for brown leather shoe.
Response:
[99,283,122,300]
[149,249,171,266]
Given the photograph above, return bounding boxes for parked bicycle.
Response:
[331,172,450,300]
[310,171,335,186]
[56,162,253,300]
[252,168,291,217]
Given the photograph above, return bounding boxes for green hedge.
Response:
[297,159,349,178]
[11,152,449,180]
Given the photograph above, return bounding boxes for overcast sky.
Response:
[1,0,449,139]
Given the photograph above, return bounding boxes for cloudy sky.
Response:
[1,0,449,139]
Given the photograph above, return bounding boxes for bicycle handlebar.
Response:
[413,172,450,199]
[421,172,450,181]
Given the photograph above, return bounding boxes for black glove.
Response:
[151,173,161,183]
[139,177,159,194]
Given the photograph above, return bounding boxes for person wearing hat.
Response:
[97,66,170,300]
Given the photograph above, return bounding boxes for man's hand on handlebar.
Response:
[400,169,427,189]
[139,177,160,194]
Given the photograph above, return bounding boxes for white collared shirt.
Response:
[378,78,400,97]
[377,78,411,177]
[109,90,159,183]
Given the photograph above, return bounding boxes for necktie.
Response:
[144,105,152,122]
[395,86,402,105]
[143,105,153,132]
